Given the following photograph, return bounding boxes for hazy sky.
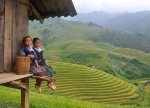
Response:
[72,0,150,13]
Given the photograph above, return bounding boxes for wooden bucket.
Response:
[15,55,31,75]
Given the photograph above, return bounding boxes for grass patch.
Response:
[0,87,139,108]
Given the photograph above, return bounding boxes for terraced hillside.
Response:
[30,62,138,104]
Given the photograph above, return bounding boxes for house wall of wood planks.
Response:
[0,0,29,72]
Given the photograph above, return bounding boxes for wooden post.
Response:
[0,0,4,72]
[4,0,13,72]
[21,77,29,108]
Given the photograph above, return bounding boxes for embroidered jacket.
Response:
[33,47,46,65]
[23,46,37,62]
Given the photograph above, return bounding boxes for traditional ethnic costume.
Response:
[32,47,56,77]
[23,46,48,76]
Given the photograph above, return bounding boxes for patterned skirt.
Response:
[30,65,49,76]
[41,65,56,77]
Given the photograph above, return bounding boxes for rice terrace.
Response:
[30,62,138,103]
[1,0,150,108]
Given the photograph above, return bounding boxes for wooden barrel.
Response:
[15,56,31,75]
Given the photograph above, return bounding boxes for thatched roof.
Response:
[29,0,77,23]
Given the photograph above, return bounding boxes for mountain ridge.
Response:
[65,11,150,35]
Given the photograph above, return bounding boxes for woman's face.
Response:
[34,40,41,48]
[24,37,32,47]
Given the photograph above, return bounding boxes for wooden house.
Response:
[0,0,77,108]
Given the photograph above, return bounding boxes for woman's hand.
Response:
[51,66,56,69]
[27,54,35,59]
[36,64,41,69]
[45,60,48,65]
[34,60,40,69]
[30,55,35,58]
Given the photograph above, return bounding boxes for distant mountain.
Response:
[30,18,150,53]
[65,11,118,25]
[65,11,150,35]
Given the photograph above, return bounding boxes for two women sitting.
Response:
[20,36,56,93]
